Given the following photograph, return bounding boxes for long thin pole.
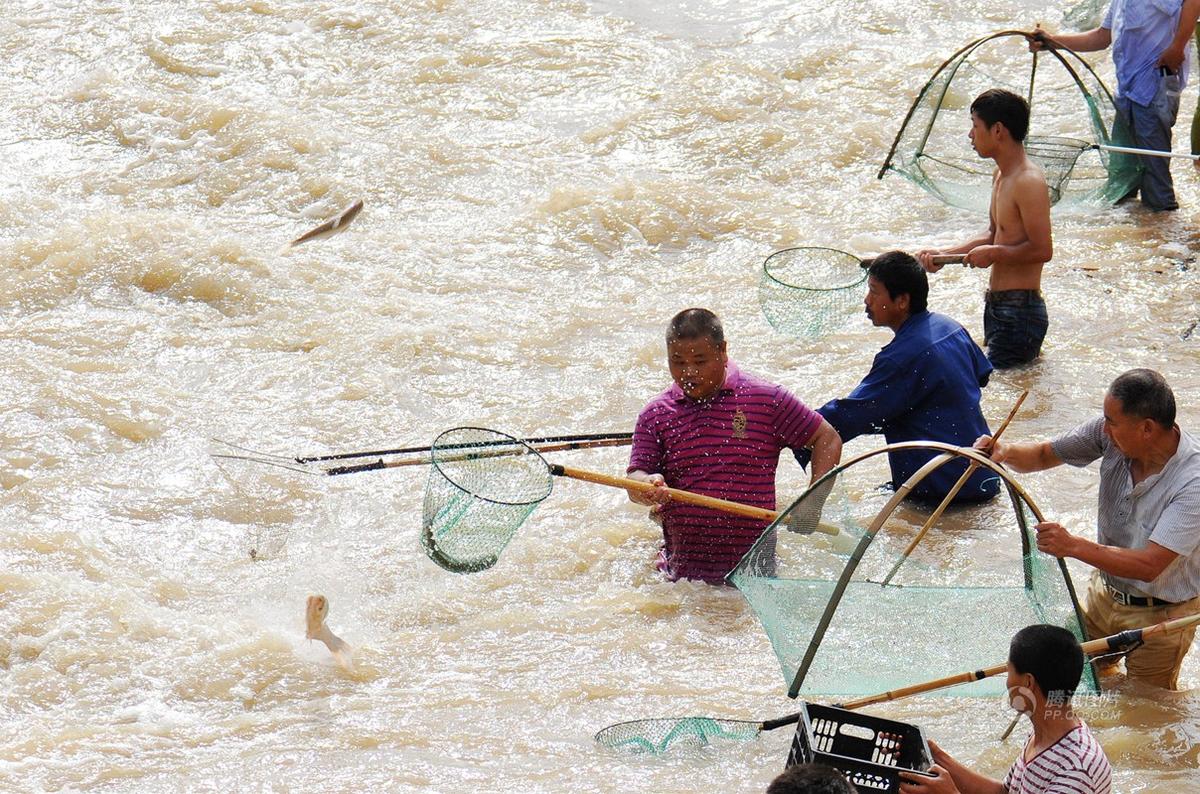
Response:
[325,437,631,475]
[1097,142,1200,161]
[296,431,632,464]
[861,254,964,269]
[599,611,1200,743]
[838,611,1200,711]
[550,464,839,536]
[880,390,1028,586]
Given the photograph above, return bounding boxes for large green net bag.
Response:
[727,441,1097,700]
[593,716,764,755]
[422,427,553,573]
[420,427,797,573]
[879,30,1140,212]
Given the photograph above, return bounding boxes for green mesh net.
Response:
[594,717,763,754]
[728,443,1096,700]
[759,247,867,338]
[422,427,553,573]
[879,31,1141,212]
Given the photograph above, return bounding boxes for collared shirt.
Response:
[1104,0,1192,106]
[1003,723,1112,794]
[814,310,997,503]
[628,361,822,584]
[1051,417,1200,602]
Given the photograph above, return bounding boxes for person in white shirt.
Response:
[899,625,1112,794]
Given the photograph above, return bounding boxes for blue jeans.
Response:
[1115,71,1182,211]
[984,290,1048,369]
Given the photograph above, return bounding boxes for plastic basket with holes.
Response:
[785,703,935,793]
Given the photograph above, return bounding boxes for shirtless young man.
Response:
[916,89,1053,369]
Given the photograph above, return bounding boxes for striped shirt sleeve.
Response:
[1051,417,1106,468]
[1043,772,1103,793]
[1002,759,1017,790]
[772,385,822,450]
[628,403,665,474]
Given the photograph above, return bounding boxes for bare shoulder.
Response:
[1014,158,1048,189]
[1007,160,1050,209]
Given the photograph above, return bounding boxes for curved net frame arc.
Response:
[421,427,554,573]
[878,30,1140,212]
[758,247,867,338]
[728,441,1096,701]
[594,717,761,755]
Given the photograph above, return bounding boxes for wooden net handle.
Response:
[550,464,838,536]
[860,253,964,268]
[840,610,1200,710]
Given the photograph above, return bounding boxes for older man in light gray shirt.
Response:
[981,368,1200,689]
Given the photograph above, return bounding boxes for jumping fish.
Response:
[280,199,364,252]
[305,594,353,669]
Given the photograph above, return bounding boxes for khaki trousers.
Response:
[1083,571,1200,690]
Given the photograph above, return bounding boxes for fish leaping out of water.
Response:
[305,594,353,670]
[280,199,364,253]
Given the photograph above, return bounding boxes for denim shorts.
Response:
[983,290,1048,369]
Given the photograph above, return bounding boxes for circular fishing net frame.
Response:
[727,441,1097,700]
[759,247,866,338]
[594,717,761,754]
[421,427,553,573]
[1022,135,1094,200]
[878,30,1141,212]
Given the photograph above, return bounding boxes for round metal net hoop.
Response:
[594,717,760,754]
[759,247,866,338]
[878,31,1142,212]
[421,427,553,573]
[1023,136,1089,203]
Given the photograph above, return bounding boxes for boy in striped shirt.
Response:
[899,625,1112,794]
[626,308,842,584]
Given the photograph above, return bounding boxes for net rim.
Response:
[879,29,1135,208]
[593,716,763,751]
[594,715,760,738]
[726,440,1093,699]
[1024,135,1092,154]
[429,426,553,507]
[762,247,867,293]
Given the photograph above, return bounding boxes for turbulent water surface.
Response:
[1,0,1199,791]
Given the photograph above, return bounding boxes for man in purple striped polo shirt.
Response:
[626,308,842,585]
[900,625,1112,794]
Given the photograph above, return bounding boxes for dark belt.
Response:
[985,289,1043,305]
[1106,582,1173,608]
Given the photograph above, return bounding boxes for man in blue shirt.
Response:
[1031,0,1200,210]
[805,251,997,504]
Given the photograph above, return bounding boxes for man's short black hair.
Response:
[667,308,725,346]
[1009,624,1084,703]
[866,251,928,314]
[971,88,1030,143]
[767,763,857,794]
[1108,368,1176,428]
